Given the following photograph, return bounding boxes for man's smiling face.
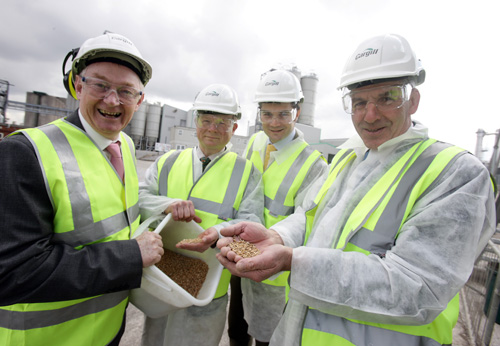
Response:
[350,81,419,149]
[260,102,297,144]
[75,62,144,140]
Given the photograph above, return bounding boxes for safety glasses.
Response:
[81,76,143,105]
[259,108,297,124]
[195,113,235,133]
[342,84,412,115]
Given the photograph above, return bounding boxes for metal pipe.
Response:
[489,129,500,177]
[476,129,486,158]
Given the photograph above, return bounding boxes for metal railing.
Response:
[461,238,500,345]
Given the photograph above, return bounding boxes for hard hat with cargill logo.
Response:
[192,84,242,119]
[72,32,152,86]
[338,33,425,90]
[255,69,304,104]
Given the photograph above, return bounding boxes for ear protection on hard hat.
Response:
[62,47,80,100]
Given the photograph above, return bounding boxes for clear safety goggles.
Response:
[342,84,412,115]
[195,112,236,133]
[81,76,143,105]
[258,108,297,124]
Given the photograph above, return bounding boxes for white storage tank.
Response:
[145,103,162,143]
[130,102,147,145]
[289,65,302,83]
[300,73,319,127]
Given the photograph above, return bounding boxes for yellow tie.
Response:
[264,144,277,170]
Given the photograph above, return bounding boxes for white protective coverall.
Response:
[241,128,328,341]
[268,121,496,346]
[138,143,264,346]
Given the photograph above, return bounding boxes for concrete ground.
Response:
[124,156,492,346]
[119,299,232,346]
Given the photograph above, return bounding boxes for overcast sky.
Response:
[1,0,498,157]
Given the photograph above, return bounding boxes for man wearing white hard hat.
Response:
[138,84,264,346]
[227,69,327,346]
[0,32,163,345]
[216,34,496,346]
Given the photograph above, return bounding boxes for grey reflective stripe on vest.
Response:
[245,144,253,160]
[29,124,138,247]
[306,149,354,213]
[190,156,248,220]
[330,149,355,174]
[0,291,128,330]
[158,150,183,196]
[123,135,135,160]
[246,137,256,160]
[304,309,447,346]
[266,146,317,217]
[335,141,426,250]
[52,204,139,245]
[348,142,464,253]
[158,152,248,220]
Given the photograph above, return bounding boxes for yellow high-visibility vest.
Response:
[0,119,140,346]
[301,139,465,346]
[157,148,253,297]
[245,131,325,287]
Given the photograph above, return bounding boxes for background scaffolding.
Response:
[461,237,500,345]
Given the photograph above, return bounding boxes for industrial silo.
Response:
[145,103,162,145]
[300,73,319,127]
[25,92,67,126]
[130,102,147,146]
[289,65,302,83]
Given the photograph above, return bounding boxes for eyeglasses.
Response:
[259,108,297,124]
[196,114,235,132]
[81,76,143,105]
[342,84,412,115]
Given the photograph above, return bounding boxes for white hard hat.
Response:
[255,69,304,104]
[192,84,241,119]
[72,32,152,85]
[338,34,425,90]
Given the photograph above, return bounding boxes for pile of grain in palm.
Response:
[176,238,204,246]
[155,249,208,298]
[228,237,261,258]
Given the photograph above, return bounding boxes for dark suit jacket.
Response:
[0,111,143,305]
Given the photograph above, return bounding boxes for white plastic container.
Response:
[129,214,223,318]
